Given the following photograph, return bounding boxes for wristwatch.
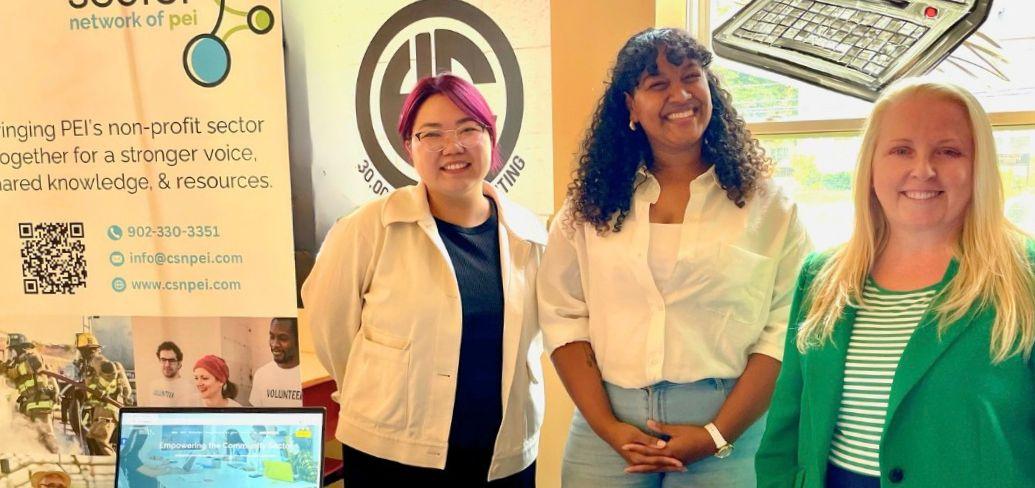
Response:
[704,422,734,459]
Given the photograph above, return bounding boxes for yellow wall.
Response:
[309,2,659,486]
[655,0,689,29]
[543,1,655,486]
[551,0,656,210]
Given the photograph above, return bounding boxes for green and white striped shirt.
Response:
[828,279,940,477]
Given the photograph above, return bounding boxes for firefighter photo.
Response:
[83,360,124,456]
[1,333,60,453]
[74,332,132,402]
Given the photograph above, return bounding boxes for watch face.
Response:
[715,444,734,459]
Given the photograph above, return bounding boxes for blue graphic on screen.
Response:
[117,411,322,487]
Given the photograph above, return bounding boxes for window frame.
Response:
[685,0,1035,136]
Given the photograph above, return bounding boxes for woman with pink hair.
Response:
[304,73,544,486]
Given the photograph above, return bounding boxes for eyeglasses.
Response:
[159,358,180,364]
[412,124,486,153]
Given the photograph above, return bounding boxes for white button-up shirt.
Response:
[303,183,546,480]
[538,167,812,389]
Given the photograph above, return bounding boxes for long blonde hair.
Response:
[797,78,1035,363]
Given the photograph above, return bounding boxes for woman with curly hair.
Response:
[538,28,812,487]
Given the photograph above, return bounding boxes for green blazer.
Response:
[756,252,1035,488]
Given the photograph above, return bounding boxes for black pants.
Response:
[342,443,536,487]
[827,463,880,488]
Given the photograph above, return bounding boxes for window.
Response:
[761,128,1035,249]
[687,0,1035,248]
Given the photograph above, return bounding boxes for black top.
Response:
[434,198,505,451]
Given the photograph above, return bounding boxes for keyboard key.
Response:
[773,37,842,59]
[862,63,884,76]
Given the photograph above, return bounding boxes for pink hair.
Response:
[397,73,503,171]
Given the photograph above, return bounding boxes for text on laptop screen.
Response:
[117,410,323,488]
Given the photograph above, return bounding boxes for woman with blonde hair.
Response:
[756,78,1035,487]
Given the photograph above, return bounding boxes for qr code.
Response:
[19,222,88,294]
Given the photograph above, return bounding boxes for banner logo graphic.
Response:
[356,0,524,188]
[184,1,274,87]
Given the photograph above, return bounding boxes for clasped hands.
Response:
[602,419,718,474]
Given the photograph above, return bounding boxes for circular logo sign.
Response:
[356,0,524,188]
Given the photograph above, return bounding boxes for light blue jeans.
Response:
[562,379,764,487]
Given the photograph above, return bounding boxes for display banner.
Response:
[0,1,295,317]
[283,0,554,246]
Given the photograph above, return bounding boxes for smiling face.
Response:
[626,49,713,157]
[193,367,223,400]
[269,320,298,366]
[405,93,491,200]
[871,93,974,240]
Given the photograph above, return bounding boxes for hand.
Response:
[621,420,717,473]
[600,421,685,473]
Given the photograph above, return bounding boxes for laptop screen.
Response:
[115,407,325,488]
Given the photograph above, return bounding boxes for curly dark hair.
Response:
[567,28,772,234]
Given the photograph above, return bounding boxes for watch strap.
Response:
[703,422,729,450]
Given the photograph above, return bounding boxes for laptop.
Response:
[115,407,326,487]
[712,0,993,100]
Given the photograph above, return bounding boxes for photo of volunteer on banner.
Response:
[131,317,302,409]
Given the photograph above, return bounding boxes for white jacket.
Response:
[302,182,547,480]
